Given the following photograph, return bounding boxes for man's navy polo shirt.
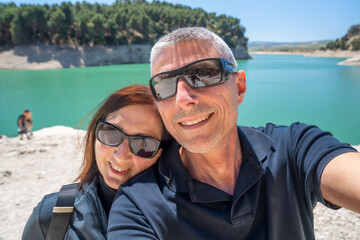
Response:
[108,122,357,240]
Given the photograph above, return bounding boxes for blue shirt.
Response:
[108,123,357,240]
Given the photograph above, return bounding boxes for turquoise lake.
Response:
[1,54,360,144]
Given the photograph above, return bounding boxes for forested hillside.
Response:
[0,0,248,49]
[321,24,360,51]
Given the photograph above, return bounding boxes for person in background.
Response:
[108,27,360,240]
[22,85,168,239]
[23,109,33,137]
[17,110,29,140]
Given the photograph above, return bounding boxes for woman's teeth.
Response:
[110,162,129,172]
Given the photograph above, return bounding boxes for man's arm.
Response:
[321,152,360,213]
[17,118,22,128]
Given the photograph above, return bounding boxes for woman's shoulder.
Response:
[22,180,101,240]
[22,192,58,239]
[38,192,58,218]
[33,192,59,226]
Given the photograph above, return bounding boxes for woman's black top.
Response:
[98,175,117,218]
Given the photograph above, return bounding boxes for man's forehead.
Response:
[152,40,224,74]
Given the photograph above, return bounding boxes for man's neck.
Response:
[180,128,242,195]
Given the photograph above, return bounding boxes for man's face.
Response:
[152,40,246,153]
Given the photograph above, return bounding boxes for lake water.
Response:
[1,54,360,144]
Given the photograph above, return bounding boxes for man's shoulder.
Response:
[237,122,317,155]
[241,122,302,130]
[240,122,312,138]
[121,164,158,189]
[117,164,167,214]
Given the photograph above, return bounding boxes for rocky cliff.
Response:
[0,43,250,70]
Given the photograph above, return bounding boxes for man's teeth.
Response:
[110,162,128,172]
[181,114,210,126]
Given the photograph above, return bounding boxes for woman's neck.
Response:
[97,175,117,218]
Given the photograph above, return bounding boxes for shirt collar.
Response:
[158,126,274,197]
[238,126,274,163]
[159,140,188,193]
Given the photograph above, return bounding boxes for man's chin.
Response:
[181,138,218,154]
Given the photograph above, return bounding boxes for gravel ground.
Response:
[0,127,359,239]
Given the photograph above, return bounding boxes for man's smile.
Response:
[178,113,213,127]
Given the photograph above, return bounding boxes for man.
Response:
[17,110,29,140]
[23,109,33,137]
[108,27,360,239]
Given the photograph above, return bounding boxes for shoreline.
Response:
[250,50,360,58]
[0,126,359,239]
[250,50,360,66]
[0,44,153,70]
[0,44,249,70]
[1,128,360,148]
[1,45,359,70]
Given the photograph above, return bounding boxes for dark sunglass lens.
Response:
[184,62,222,88]
[98,123,124,146]
[152,76,177,100]
[151,59,224,100]
[130,138,158,158]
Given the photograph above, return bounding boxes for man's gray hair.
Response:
[150,27,237,73]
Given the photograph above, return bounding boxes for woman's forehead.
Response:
[105,105,163,138]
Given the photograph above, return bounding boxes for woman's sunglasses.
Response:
[95,120,162,159]
[149,58,236,101]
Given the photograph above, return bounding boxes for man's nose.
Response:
[113,139,132,160]
[175,78,199,110]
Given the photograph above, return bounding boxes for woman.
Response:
[22,85,167,239]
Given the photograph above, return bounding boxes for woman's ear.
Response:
[235,70,246,105]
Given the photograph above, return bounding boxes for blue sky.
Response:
[2,0,360,42]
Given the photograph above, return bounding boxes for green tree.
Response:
[60,2,75,39]
[104,17,118,45]
[10,14,26,44]
[21,5,48,43]
[1,0,248,48]
[92,13,105,44]
[351,38,360,50]
[48,7,68,44]
[74,8,95,45]
[0,4,17,45]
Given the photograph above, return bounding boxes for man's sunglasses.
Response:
[150,58,236,101]
[95,120,162,159]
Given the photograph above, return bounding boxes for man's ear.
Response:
[235,70,246,105]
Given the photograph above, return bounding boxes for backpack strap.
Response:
[46,183,79,240]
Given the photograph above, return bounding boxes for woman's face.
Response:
[95,104,164,190]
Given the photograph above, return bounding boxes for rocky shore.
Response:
[0,44,153,70]
[250,50,360,66]
[0,44,250,70]
[1,44,358,70]
[0,126,359,239]
[306,50,360,66]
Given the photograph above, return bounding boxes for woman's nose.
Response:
[113,139,132,160]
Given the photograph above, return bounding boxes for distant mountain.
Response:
[248,40,331,52]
